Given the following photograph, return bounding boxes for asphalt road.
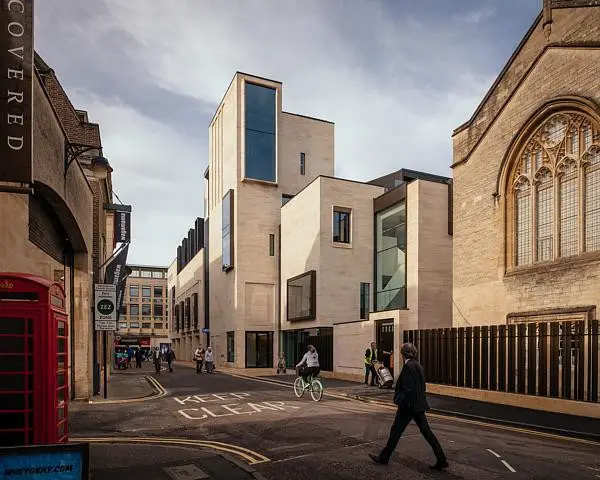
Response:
[71,366,600,480]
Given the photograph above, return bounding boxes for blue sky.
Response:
[35,0,542,265]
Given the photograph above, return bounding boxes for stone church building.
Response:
[452,0,600,326]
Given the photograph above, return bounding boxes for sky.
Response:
[35,0,542,266]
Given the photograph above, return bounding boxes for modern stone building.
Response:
[452,0,600,326]
[0,54,117,399]
[168,72,453,379]
[117,265,170,350]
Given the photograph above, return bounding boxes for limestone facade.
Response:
[452,3,600,325]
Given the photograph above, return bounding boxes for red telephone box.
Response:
[0,273,69,447]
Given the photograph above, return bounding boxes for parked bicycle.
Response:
[293,367,324,402]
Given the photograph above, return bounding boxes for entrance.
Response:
[376,320,394,377]
[245,331,273,368]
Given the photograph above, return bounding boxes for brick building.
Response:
[0,53,116,399]
[452,0,600,326]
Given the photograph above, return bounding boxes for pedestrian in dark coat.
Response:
[369,342,448,470]
[165,347,176,373]
[134,349,143,368]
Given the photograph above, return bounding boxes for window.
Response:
[142,286,151,298]
[153,304,163,316]
[184,298,190,330]
[175,304,180,332]
[129,286,139,298]
[118,322,127,330]
[287,270,316,321]
[300,152,306,175]
[333,208,351,243]
[281,194,294,206]
[142,304,151,316]
[141,271,152,278]
[154,286,163,298]
[245,331,273,368]
[269,234,275,256]
[142,323,151,329]
[193,293,199,329]
[227,331,235,362]
[360,283,370,319]
[154,323,163,329]
[510,112,600,267]
[129,304,139,316]
[222,189,234,271]
[130,322,139,328]
[152,271,164,279]
[244,82,276,182]
[375,201,406,311]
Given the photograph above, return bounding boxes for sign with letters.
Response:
[114,210,130,243]
[94,284,116,331]
[0,443,89,479]
[0,0,34,186]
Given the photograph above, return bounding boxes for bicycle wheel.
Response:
[293,377,305,398]
[310,379,323,401]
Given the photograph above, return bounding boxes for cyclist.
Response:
[296,344,320,383]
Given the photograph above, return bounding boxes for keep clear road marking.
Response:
[173,392,301,421]
[72,436,270,465]
[486,449,516,473]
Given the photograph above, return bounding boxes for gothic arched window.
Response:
[509,112,600,267]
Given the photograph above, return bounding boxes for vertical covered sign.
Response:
[114,210,130,243]
[0,0,34,186]
[104,243,129,322]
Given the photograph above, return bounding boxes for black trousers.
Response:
[196,360,203,373]
[380,408,446,463]
[300,366,320,382]
[136,360,141,368]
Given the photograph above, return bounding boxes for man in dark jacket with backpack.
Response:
[369,342,448,470]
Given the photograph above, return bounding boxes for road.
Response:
[71,365,600,479]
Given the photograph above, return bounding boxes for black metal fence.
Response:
[403,320,599,403]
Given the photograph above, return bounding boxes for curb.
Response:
[224,372,600,444]
[87,375,168,404]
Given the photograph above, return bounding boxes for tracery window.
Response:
[510,112,600,267]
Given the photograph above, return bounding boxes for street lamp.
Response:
[91,155,113,180]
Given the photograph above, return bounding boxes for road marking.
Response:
[271,454,312,464]
[486,449,501,458]
[587,467,600,472]
[88,375,168,404]
[268,443,314,452]
[71,436,270,465]
[501,460,516,473]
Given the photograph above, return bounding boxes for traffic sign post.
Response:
[94,284,116,399]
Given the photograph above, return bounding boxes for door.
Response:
[55,313,69,443]
[245,331,273,368]
[376,320,394,376]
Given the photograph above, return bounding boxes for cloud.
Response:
[34,0,538,264]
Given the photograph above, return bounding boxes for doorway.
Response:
[376,320,394,376]
[245,331,273,368]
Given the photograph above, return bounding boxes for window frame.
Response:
[227,331,235,363]
[286,270,317,321]
[300,152,306,175]
[222,189,234,272]
[332,207,351,244]
[360,282,370,319]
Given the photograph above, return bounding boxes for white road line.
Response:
[271,454,313,463]
[486,449,502,458]
[588,467,600,472]
[501,460,517,473]
[268,443,314,452]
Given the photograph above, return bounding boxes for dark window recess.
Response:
[281,194,294,206]
[300,152,306,175]
[184,299,190,330]
[245,82,276,182]
[245,331,273,368]
[142,323,151,329]
[193,293,199,329]
[222,189,234,272]
[269,234,275,256]
[130,304,139,316]
[227,331,235,362]
[360,283,370,319]
[28,193,69,262]
[175,304,180,332]
[153,304,163,316]
[287,270,316,321]
[142,304,151,316]
[333,209,351,243]
[154,286,163,297]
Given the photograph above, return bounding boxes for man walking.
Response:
[165,347,176,373]
[369,342,448,470]
[134,348,143,369]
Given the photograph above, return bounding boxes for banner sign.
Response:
[114,210,130,243]
[104,244,129,322]
[0,443,89,480]
[0,0,34,185]
[94,284,116,331]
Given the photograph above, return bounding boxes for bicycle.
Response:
[293,369,324,402]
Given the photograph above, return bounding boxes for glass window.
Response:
[227,331,235,362]
[536,169,554,262]
[375,202,406,311]
[154,286,163,297]
[130,322,139,328]
[222,190,234,271]
[245,82,276,182]
[300,152,306,175]
[287,271,316,321]
[142,323,151,329]
[130,304,139,316]
[152,271,164,279]
[269,234,275,256]
[585,147,600,252]
[245,331,273,368]
[141,270,152,278]
[129,286,139,297]
[281,194,294,206]
[333,209,351,243]
[153,323,163,329]
[118,322,127,329]
[515,180,532,265]
[360,283,370,319]
[142,286,151,297]
[142,304,151,316]
[153,304,163,316]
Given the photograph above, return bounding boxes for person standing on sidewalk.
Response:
[134,348,143,369]
[153,347,162,375]
[194,346,205,374]
[204,346,214,373]
[365,342,380,386]
[369,342,448,471]
[165,347,176,373]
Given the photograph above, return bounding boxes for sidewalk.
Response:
[231,372,600,442]
[91,365,159,403]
